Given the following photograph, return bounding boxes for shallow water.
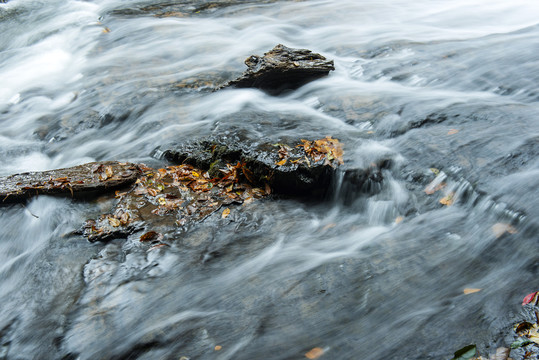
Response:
[0,0,538,359]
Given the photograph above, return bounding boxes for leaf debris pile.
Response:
[83,163,269,242]
[274,136,344,168]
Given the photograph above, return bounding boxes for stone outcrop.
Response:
[220,44,335,94]
[0,161,140,203]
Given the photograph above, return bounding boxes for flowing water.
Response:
[1,0,538,359]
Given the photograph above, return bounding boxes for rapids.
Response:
[0,0,538,359]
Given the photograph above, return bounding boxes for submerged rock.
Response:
[0,161,140,204]
[220,44,335,94]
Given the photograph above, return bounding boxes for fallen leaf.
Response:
[275,158,287,166]
[448,129,460,135]
[102,27,111,34]
[140,231,161,242]
[108,217,121,227]
[395,216,404,224]
[305,347,324,359]
[222,208,230,219]
[214,345,222,351]
[440,193,455,206]
[492,223,517,238]
[522,292,539,306]
[463,288,482,295]
[105,165,114,178]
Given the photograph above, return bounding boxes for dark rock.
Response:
[82,163,269,242]
[157,134,385,198]
[0,161,141,204]
[220,44,335,94]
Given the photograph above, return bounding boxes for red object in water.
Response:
[522,291,538,305]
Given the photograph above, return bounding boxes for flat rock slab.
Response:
[220,44,335,94]
[83,163,269,242]
[0,161,141,203]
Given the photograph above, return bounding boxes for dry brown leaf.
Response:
[305,347,324,359]
[463,288,482,295]
[492,223,517,238]
[222,208,231,219]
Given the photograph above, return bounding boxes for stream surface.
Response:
[1,0,538,359]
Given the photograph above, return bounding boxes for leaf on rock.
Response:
[275,159,287,166]
[222,208,231,219]
[522,292,539,306]
[463,288,482,295]
[305,347,324,359]
[108,217,121,227]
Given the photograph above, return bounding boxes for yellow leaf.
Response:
[108,217,121,227]
[222,208,230,219]
[305,347,324,359]
[158,197,167,206]
[463,288,482,295]
[491,223,517,238]
[275,158,287,166]
[105,165,114,178]
[192,171,200,177]
[447,129,459,135]
[439,192,454,206]
[102,27,111,34]
[214,345,222,351]
[395,216,404,224]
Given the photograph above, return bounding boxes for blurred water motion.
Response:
[0,0,538,359]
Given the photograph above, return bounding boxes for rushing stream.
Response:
[1,0,539,359]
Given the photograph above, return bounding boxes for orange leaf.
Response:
[222,208,231,219]
[395,216,404,224]
[305,347,324,359]
[447,129,459,135]
[463,288,481,295]
[214,345,222,351]
[275,159,287,166]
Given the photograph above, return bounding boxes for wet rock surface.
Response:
[0,161,140,204]
[220,44,335,94]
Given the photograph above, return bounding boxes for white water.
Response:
[0,0,538,359]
